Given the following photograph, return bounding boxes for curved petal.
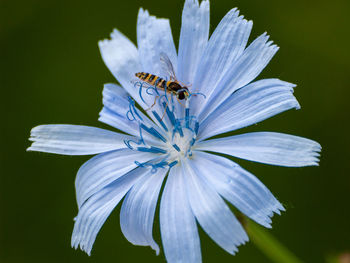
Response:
[137,8,177,77]
[99,83,141,137]
[177,0,209,85]
[120,167,168,254]
[182,159,248,254]
[198,79,300,140]
[191,151,284,228]
[196,132,321,167]
[75,149,155,208]
[191,9,252,115]
[71,167,150,255]
[99,83,166,145]
[198,34,279,122]
[98,29,148,110]
[160,164,201,263]
[27,124,132,155]
[136,9,178,127]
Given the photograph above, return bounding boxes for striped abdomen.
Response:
[135,72,167,90]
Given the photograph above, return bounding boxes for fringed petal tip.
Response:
[71,236,92,256]
[98,29,122,47]
[257,200,285,229]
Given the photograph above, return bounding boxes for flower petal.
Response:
[98,29,147,109]
[183,159,248,254]
[198,34,280,122]
[99,83,165,145]
[177,0,209,85]
[160,164,201,263]
[136,9,178,126]
[137,8,177,77]
[191,9,252,115]
[120,167,168,254]
[71,167,150,255]
[27,124,132,155]
[196,132,321,167]
[75,149,155,208]
[198,79,300,140]
[99,83,141,137]
[191,151,284,228]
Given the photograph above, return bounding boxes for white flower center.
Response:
[166,129,195,162]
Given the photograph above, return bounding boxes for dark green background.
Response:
[1,0,349,262]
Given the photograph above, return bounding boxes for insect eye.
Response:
[178,91,185,100]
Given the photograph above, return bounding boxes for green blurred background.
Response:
[1,0,349,262]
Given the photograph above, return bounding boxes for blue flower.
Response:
[28,0,321,262]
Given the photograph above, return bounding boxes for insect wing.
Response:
[159,52,177,81]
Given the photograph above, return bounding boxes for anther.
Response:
[137,146,167,154]
[168,160,178,168]
[152,111,168,131]
[140,123,167,143]
[172,144,181,152]
[163,102,176,126]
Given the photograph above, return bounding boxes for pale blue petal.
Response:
[120,167,168,254]
[75,149,155,208]
[196,132,321,167]
[98,29,148,110]
[191,9,252,115]
[27,124,132,155]
[182,159,248,254]
[177,0,209,85]
[136,9,177,126]
[71,167,150,255]
[160,164,201,263]
[198,34,279,122]
[137,8,177,77]
[99,83,167,146]
[99,83,142,137]
[191,151,284,228]
[198,79,300,140]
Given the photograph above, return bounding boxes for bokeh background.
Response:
[1,0,349,262]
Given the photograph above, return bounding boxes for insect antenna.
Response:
[188,90,206,99]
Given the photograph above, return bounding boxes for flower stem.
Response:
[244,218,304,263]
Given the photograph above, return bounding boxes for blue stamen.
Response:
[126,110,136,121]
[127,96,143,121]
[135,160,168,174]
[156,161,169,167]
[140,123,167,143]
[174,119,184,137]
[172,144,181,152]
[138,125,145,145]
[146,86,159,96]
[185,108,190,128]
[195,121,199,135]
[152,111,168,132]
[135,82,147,104]
[164,102,176,126]
[124,138,144,150]
[190,138,196,147]
[137,146,167,154]
[168,160,178,168]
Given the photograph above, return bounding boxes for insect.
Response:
[135,53,190,104]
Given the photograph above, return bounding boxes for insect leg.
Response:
[161,102,168,121]
[145,95,159,111]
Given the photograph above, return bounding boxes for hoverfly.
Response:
[135,52,190,105]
